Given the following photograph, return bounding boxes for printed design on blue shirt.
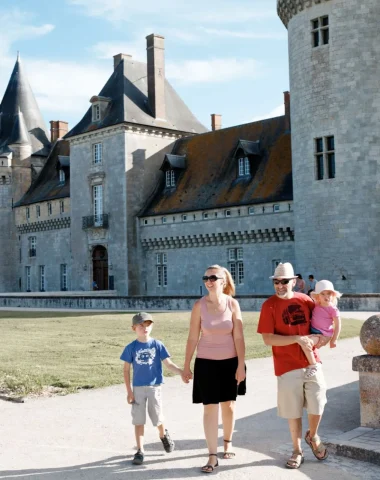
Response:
[135,347,156,366]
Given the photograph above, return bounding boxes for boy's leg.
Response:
[147,386,174,452]
[135,425,145,451]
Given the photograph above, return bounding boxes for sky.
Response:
[0,0,290,132]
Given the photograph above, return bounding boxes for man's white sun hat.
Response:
[270,262,298,280]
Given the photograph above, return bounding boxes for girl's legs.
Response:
[203,404,219,469]
[304,335,321,378]
[221,400,235,456]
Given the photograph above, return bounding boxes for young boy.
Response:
[120,312,185,465]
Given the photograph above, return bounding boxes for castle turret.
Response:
[278,0,380,292]
[0,54,51,292]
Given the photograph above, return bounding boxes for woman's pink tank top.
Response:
[196,296,237,360]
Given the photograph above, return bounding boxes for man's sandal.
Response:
[285,451,304,469]
[223,439,236,459]
[201,454,219,473]
[305,430,329,461]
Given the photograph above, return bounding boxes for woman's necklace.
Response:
[210,297,225,312]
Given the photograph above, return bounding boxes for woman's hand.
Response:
[235,364,246,384]
[183,367,193,383]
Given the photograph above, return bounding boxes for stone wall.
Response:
[287,0,380,293]
[0,294,378,312]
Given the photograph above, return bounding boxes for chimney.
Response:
[113,53,132,70]
[211,114,222,131]
[284,91,290,131]
[146,34,165,120]
[50,120,69,143]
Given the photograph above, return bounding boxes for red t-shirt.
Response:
[257,292,320,376]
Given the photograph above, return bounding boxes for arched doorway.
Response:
[92,245,108,290]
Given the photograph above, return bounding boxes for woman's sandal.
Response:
[223,439,236,459]
[201,454,219,473]
[304,430,329,461]
[285,451,304,469]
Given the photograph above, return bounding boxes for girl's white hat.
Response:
[311,280,342,298]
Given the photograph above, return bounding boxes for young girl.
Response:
[303,280,342,378]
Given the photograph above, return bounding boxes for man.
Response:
[307,274,317,296]
[257,262,328,469]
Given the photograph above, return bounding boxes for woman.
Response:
[183,264,246,473]
[294,274,306,293]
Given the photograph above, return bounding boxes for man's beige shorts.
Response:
[132,385,164,426]
[277,366,327,419]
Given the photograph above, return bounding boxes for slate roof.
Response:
[142,115,292,215]
[14,139,70,207]
[0,55,50,156]
[65,59,208,138]
[160,154,186,170]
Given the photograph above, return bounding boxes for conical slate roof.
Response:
[8,108,31,145]
[0,54,50,155]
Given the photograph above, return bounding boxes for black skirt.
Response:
[193,356,246,405]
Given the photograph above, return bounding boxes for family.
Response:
[120,262,342,472]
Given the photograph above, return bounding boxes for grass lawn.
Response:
[0,310,363,398]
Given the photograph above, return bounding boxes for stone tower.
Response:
[0,54,50,291]
[278,0,380,293]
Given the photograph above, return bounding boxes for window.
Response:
[203,212,209,219]
[225,210,231,217]
[93,143,102,164]
[272,259,281,272]
[25,266,31,291]
[48,202,52,215]
[248,207,255,215]
[60,264,68,291]
[36,205,40,218]
[165,169,175,188]
[162,217,167,224]
[315,136,335,180]
[59,169,65,184]
[60,200,64,214]
[156,253,167,287]
[39,265,45,291]
[29,237,36,257]
[26,207,30,222]
[273,204,280,213]
[144,219,148,225]
[182,214,187,222]
[92,104,100,121]
[311,16,329,48]
[93,184,103,226]
[228,248,244,285]
[238,156,250,176]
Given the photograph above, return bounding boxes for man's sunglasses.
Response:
[273,279,292,285]
[202,275,223,283]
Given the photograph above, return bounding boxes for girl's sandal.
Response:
[201,454,219,473]
[305,430,329,461]
[285,451,304,469]
[223,439,236,459]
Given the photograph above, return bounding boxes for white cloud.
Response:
[68,0,274,25]
[91,41,145,61]
[200,27,286,40]
[166,58,261,84]
[251,103,285,122]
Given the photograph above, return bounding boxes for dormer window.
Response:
[59,169,65,184]
[165,169,175,188]
[92,104,100,122]
[238,157,250,176]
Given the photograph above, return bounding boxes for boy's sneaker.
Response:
[132,449,144,465]
[160,429,175,453]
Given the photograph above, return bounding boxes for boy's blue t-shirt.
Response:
[120,338,170,386]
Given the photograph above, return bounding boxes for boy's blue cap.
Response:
[132,312,153,326]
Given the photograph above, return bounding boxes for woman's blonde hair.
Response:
[206,264,236,297]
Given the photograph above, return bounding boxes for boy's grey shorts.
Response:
[132,385,164,426]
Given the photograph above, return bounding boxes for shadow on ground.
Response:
[0,382,360,479]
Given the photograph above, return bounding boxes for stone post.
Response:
[352,314,380,428]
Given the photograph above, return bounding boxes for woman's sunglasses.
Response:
[273,279,292,285]
[202,275,223,283]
